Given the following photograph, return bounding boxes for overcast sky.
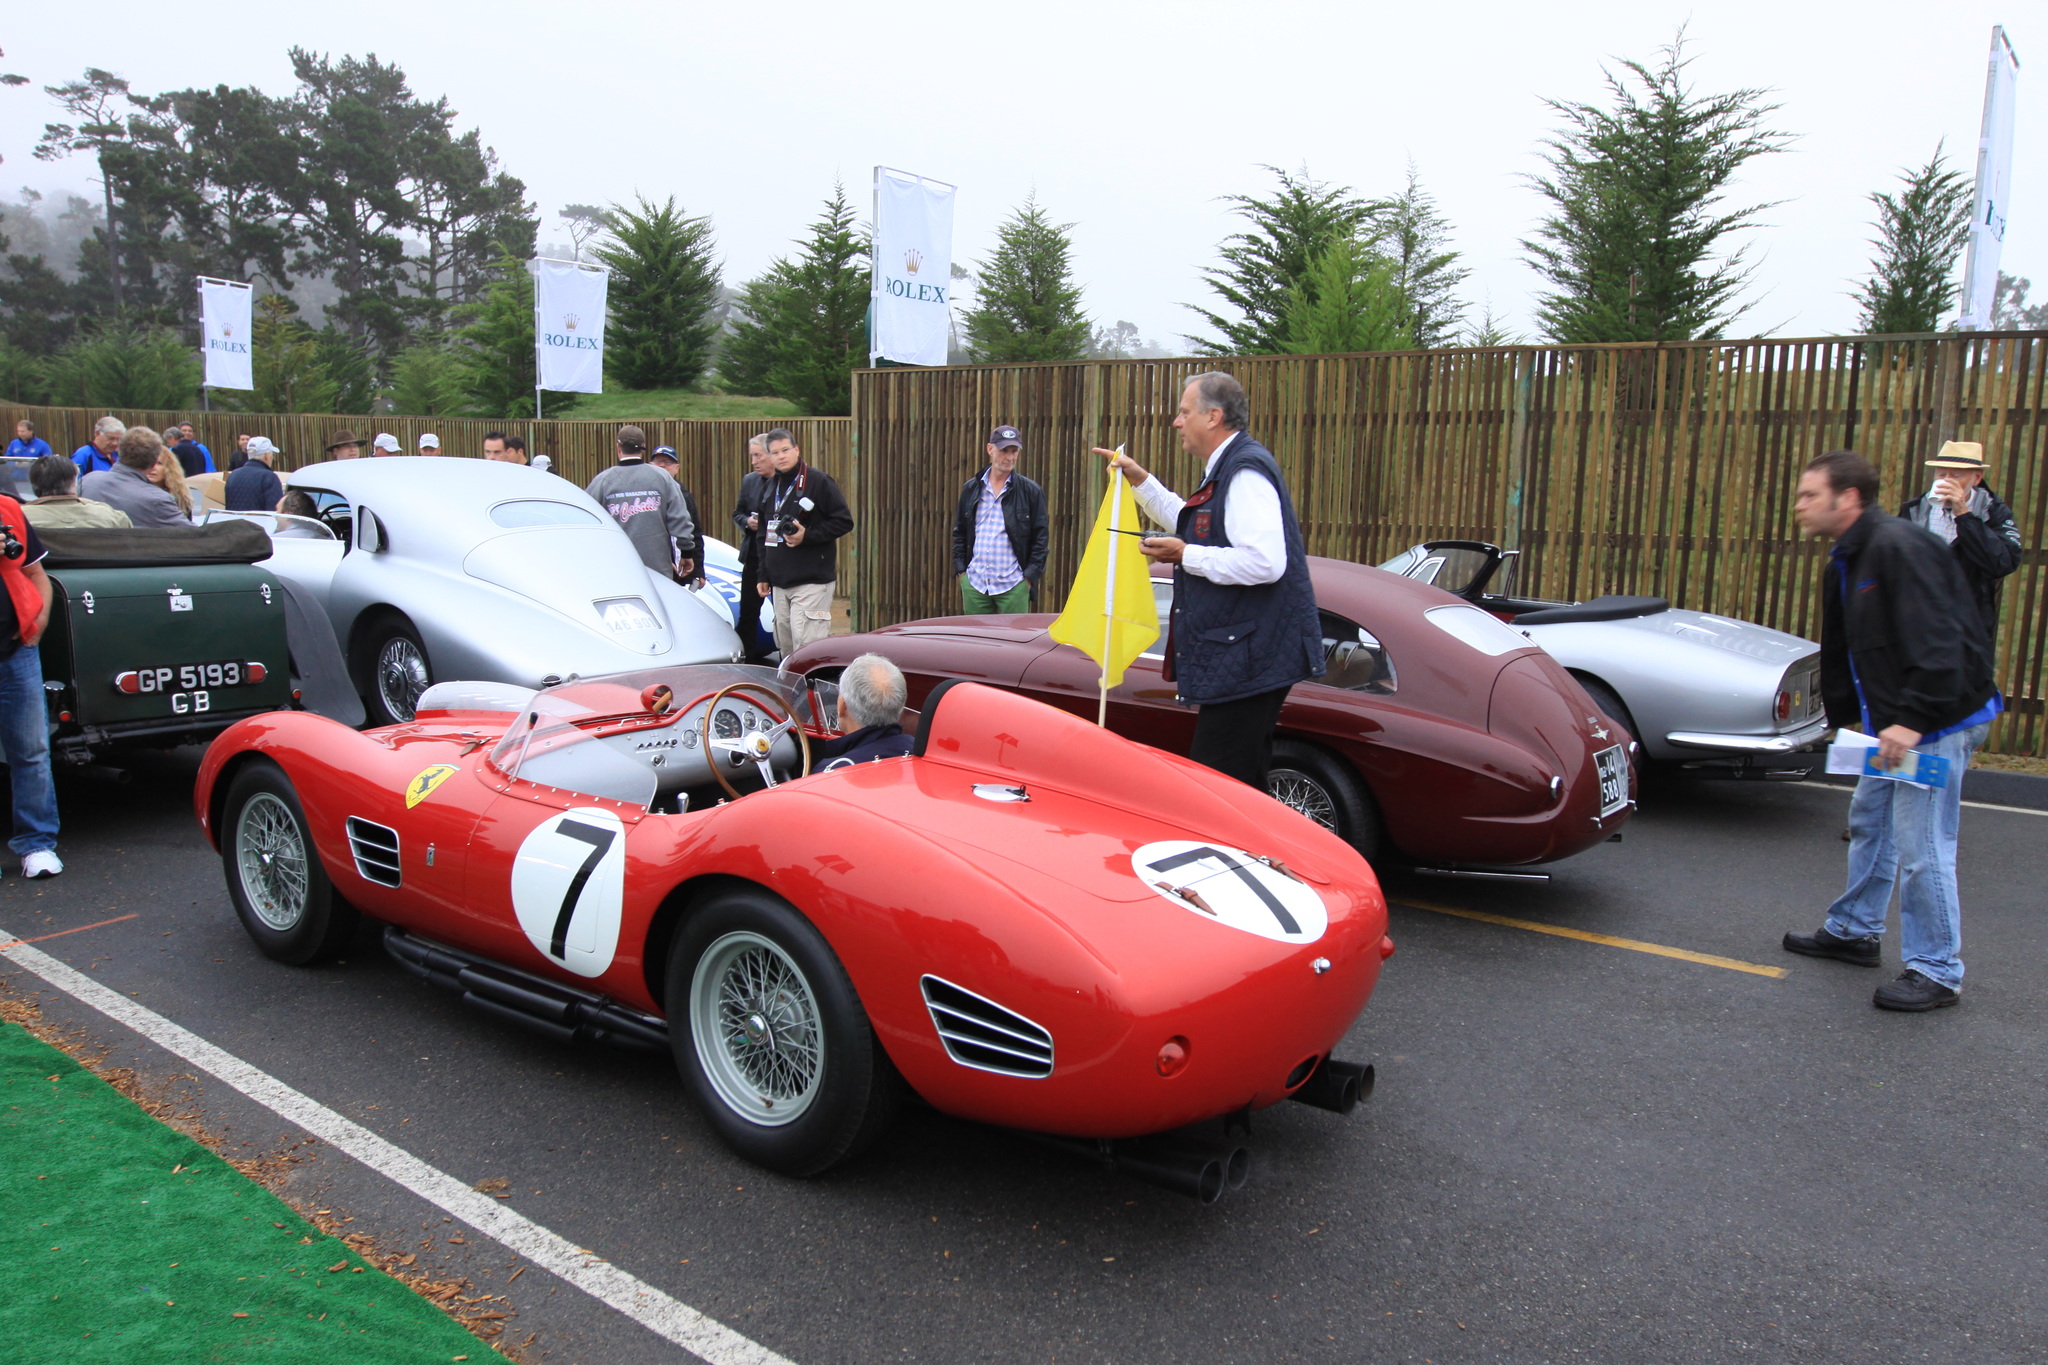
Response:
[2,1,2039,350]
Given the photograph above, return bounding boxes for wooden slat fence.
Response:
[847,333,2048,757]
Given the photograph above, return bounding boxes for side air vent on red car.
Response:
[346,816,402,888]
[920,975,1053,1078]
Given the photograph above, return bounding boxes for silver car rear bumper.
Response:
[1665,716,1830,753]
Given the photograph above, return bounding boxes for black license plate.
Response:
[115,659,268,695]
[1595,744,1629,815]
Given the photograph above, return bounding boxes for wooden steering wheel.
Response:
[700,682,812,800]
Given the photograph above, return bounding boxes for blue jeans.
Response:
[0,644,58,857]
[1824,723,1988,990]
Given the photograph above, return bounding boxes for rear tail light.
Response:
[248,662,268,683]
[1775,689,1793,722]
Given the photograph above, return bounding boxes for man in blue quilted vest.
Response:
[1096,371,1324,788]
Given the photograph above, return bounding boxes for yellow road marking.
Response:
[1394,899,1789,979]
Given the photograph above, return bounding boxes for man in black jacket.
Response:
[952,425,1049,612]
[730,435,773,661]
[1896,440,2023,648]
[758,429,853,656]
[1783,450,2002,1011]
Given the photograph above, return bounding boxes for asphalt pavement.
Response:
[4,751,2045,1364]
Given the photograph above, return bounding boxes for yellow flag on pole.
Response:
[1048,451,1161,697]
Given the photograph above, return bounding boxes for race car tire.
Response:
[1269,739,1383,866]
[220,759,358,965]
[359,613,432,726]
[1571,674,1640,749]
[668,885,899,1176]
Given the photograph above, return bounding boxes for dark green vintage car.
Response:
[33,521,357,763]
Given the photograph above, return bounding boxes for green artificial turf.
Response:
[0,1021,485,1363]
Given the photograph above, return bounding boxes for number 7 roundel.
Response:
[511,807,629,977]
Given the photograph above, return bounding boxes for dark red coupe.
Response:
[786,558,1636,870]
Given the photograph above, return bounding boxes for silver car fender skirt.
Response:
[1664,715,1829,753]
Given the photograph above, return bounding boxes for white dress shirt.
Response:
[1130,431,1287,586]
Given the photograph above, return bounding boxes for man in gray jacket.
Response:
[80,427,189,528]
[585,425,694,580]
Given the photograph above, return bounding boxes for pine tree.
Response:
[1851,145,1973,335]
[1522,34,1790,343]
[385,342,468,417]
[1191,167,1373,354]
[962,196,1089,363]
[1370,167,1468,348]
[221,294,340,412]
[720,186,870,415]
[1277,239,1414,355]
[592,195,721,390]
[450,251,579,418]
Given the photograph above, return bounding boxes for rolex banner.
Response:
[533,259,608,394]
[1959,26,2020,330]
[871,166,956,366]
[198,278,253,390]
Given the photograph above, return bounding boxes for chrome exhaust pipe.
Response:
[1288,1057,1375,1114]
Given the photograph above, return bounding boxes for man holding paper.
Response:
[1783,450,2000,1012]
[1095,371,1323,789]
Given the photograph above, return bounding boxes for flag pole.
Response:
[1098,446,1125,727]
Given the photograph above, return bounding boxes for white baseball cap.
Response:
[245,436,277,458]
[373,432,401,453]
[418,433,441,449]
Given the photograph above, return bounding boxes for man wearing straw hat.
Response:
[1897,440,2023,647]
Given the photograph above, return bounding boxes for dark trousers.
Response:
[1188,685,1290,790]
[737,550,769,661]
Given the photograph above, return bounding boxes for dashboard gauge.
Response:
[712,708,742,741]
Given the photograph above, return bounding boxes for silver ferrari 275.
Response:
[1379,541,1826,778]
[206,457,743,724]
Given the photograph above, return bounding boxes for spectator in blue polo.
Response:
[73,416,123,476]
[951,424,1049,614]
[8,420,51,462]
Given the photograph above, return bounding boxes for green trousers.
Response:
[960,578,1031,614]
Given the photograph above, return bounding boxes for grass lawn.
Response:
[558,389,803,422]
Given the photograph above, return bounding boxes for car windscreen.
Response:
[490,499,600,528]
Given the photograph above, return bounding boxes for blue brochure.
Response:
[1860,748,1950,788]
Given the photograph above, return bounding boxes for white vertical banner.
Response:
[198,278,254,390]
[1959,26,2021,330]
[532,258,609,394]
[871,166,956,366]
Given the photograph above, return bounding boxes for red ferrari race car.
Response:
[786,558,1637,875]
[195,664,1392,1201]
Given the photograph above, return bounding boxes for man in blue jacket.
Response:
[72,416,123,476]
[7,420,51,462]
[1098,372,1324,788]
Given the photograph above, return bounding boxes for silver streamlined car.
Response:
[1379,541,1826,777]
[204,457,743,725]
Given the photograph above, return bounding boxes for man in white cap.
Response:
[224,437,285,511]
[1897,440,2022,647]
[418,433,442,455]
[372,433,403,457]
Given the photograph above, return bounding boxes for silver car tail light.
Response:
[346,817,402,887]
[921,976,1053,1078]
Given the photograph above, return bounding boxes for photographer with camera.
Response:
[0,484,61,878]
[757,428,852,656]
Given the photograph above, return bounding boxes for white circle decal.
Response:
[1132,840,1328,944]
[512,807,628,978]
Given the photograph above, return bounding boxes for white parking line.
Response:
[1800,782,2048,817]
[0,929,792,1365]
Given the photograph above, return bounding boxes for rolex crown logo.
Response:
[564,313,580,331]
[904,248,923,275]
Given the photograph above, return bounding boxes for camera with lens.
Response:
[0,522,22,561]
[770,514,802,539]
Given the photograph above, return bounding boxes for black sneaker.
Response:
[1782,925,1882,967]
[1874,970,1959,1012]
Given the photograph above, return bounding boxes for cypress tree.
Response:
[592,195,721,390]
[961,196,1089,363]
[1852,145,1973,335]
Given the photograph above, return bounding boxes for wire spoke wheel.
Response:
[235,791,310,931]
[1269,767,1338,831]
[690,931,824,1127]
[376,636,429,722]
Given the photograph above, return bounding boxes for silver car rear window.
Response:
[491,499,600,528]
[1425,604,1530,656]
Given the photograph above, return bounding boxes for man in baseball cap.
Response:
[418,433,442,454]
[1898,440,2023,645]
[325,429,363,460]
[371,433,402,456]
[648,446,705,585]
[585,425,694,581]
[951,424,1048,614]
[225,437,285,512]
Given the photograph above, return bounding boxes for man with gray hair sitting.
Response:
[23,454,131,529]
[812,653,915,770]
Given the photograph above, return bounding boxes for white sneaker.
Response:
[20,851,62,879]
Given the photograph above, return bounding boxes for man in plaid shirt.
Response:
[951,425,1048,614]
